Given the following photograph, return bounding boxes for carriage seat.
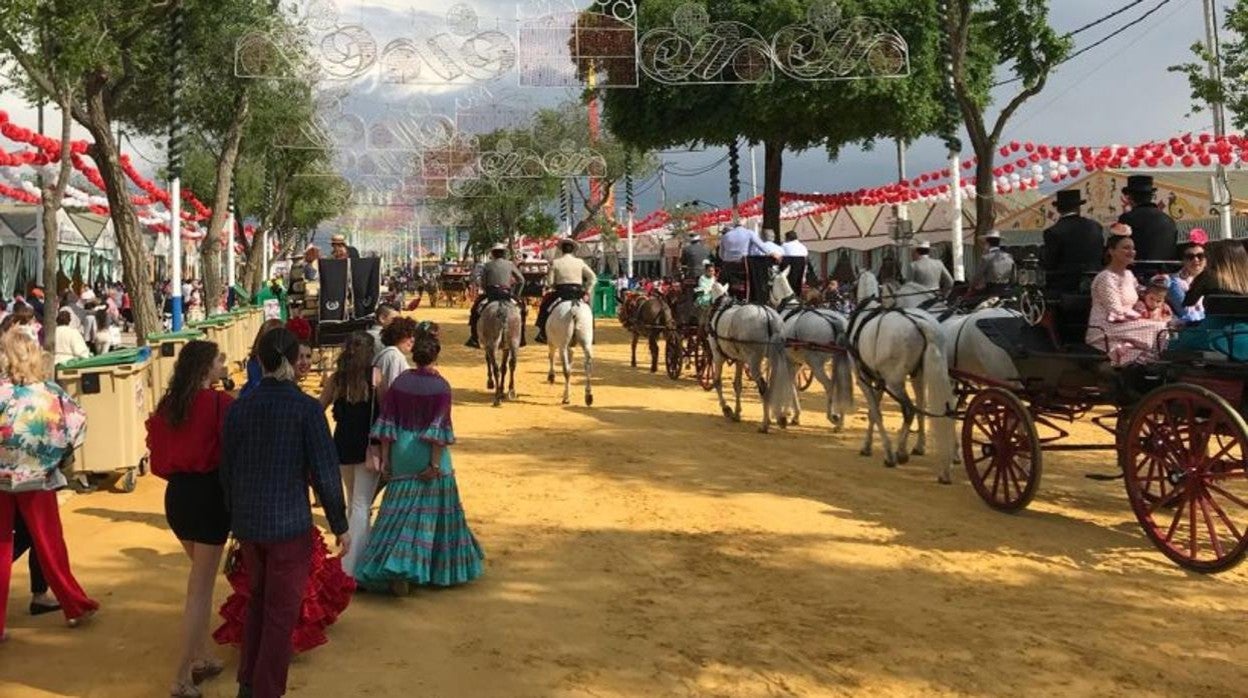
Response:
[1056,294,1094,349]
[977,315,1105,361]
[1204,294,1248,318]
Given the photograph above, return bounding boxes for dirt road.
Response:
[2,307,1244,697]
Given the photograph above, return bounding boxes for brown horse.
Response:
[621,293,675,373]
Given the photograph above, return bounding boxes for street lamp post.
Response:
[167,0,187,330]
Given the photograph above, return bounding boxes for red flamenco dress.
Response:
[213,528,356,653]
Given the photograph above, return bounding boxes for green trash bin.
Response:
[592,278,618,319]
[56,347,154,492]
[146,329,207,407]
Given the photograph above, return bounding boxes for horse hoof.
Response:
[859,448,871,457]
[585,394,594,407]
[722,406,734,419]
[937,475,953,485]
[758,426,769,434]
[896,453,910,465]
[731,413,742,423]
[777,416,788,429]
[562,397,570,405]
[884,458,897,468]
[547,373,555,384]
[911,447,926,457]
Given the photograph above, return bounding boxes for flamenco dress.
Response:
[213,528,356,653]
[354,367,485,589]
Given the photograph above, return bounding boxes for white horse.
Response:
[543,295,595,406]
[478,299,521,407]
[849,281,957,482]
[767,270,855,430]
[706,279,799,433]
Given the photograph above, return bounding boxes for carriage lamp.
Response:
[1017,253,1043,287]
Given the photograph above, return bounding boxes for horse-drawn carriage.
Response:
[438,265,475,308]
[953,291,1248,573]
[519,261,548,308]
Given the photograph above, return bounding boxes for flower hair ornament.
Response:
[1187,228,1209,246]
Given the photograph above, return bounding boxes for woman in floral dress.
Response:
[355,333,484,594]
[0,329,97,642]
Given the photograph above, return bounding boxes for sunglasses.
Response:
[1184,252,1206,261]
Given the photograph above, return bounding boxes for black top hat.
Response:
[1123,175,1157,195]
[1053,189,1086,210]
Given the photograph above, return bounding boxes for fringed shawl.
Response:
[370,367,455,446]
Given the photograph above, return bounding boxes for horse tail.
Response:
[831,350,856,416]
[765,317,798,418]
[918,317,955,464]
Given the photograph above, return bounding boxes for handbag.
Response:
[222,537,242,576]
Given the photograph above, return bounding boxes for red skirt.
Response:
[213,528,355,653]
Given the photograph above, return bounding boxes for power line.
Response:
[993,0,1173,88]
[1064,0,1149,37]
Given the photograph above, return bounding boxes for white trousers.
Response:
[342,465,380,578]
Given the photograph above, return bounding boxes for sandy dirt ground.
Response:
[2,305,1247,697]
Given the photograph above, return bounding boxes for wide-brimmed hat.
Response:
[1123,175,1157,195]
[701,259,713,267]
[984,230,1002,240]
[914,239,932,251]
[1053,189,1087,210]
[330,233,347,245]
[490,242,507,252]
[688,233,701,242]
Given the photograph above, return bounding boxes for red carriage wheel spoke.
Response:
[961,388,1041,513]
[1121,384,1248,573]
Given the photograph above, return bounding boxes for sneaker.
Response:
[464,337,480,349]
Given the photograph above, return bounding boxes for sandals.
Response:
[191,659,225,684]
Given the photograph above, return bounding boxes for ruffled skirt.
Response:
[213,528,355,653]
[353,473,485,589]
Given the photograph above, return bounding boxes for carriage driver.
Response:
[465,243,527,349]
[910,240,954,297]
[962,230,1016,304]
[534,238,598,344]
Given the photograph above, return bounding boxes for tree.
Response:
[948,0,1070,239]
[1171,2,1247,129]
[596,0,967,242]
[431,128,561,258]
[527,102,659,234]
[0,0,292,341]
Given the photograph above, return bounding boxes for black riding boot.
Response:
[534,301,552,344]
[465,299,484,348]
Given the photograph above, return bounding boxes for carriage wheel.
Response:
[665,334,683,380]
[1119,384,1248,573]
[1019,286,1046,326]
[961,388,1042,512]
[796,363,815,391]
[698,338,716,391]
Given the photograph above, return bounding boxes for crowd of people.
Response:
[0,299,486,698]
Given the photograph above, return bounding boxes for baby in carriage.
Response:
[1135,275,1174,323]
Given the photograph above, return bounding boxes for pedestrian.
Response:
[354,332,484,595]
[146,341,233,697]
[318,333,377,578]
[218,328,349,698]
[374,317,417,406]
[0,329,97,643]
[53,309,91,366]
[238,319,284,397]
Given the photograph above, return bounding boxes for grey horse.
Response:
[477,298,522,407]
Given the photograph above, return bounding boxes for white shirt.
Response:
[762,241,784,257]
[781,239,809,257]
[717,226,772,262]
[55,325,91,365]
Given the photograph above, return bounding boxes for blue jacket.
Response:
[1171,315,1248,362]
[220,378,347,542]
[239,357,263,397]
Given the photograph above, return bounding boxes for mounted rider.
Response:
[465,243,526,349]
[909,240,954,299]
[961,230,1016,306]
[680,233,711,280]
[534,238,598,344]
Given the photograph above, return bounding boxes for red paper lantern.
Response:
[1162,155,1175,166]
[1199,154,1213,166]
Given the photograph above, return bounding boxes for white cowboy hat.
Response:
[915,240,932,250]
[490,242,507,252]
[984,230,1001,240]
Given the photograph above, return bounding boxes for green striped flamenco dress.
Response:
[355,366,484,591]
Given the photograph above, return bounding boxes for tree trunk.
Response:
[40,95,75,350]
[82,79,160,345]
[973,155,996,240]
[763,139,784,243]
[202,90,250,315]
[240,175,289,295]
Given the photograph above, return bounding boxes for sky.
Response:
[0,0,1223,221]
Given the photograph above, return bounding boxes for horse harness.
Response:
[847,300,946,416]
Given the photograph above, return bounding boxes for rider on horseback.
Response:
[534,239,598,344]
[465,243,526,349]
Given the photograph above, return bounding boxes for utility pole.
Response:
[895,138,912,280]
[167,0,187,329]
[1204,0,1234,239]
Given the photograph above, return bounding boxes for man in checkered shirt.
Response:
[220,327,349,698]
